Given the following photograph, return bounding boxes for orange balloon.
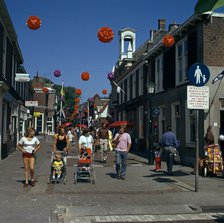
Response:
[162,34,175,47]
[26,16,41,30]
[102,89,107,94]
[81,72,90,81]
[75,89,82,95]
[97,26,114,43]
[75,98,80,103]
[42,87,48,93]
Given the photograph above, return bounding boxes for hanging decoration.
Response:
[75,89,82,95]
[75,98,80,103]
[42,87,48,93]
[102,89,107,95]
[97,26,114,43]
[53,69,61,77]
[162,34,175,48]
[26,16,42,30]
[81,72,90,81]
[107,72,115,81]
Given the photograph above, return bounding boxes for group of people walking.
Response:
[17,123,132,187]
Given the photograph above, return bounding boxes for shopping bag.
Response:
[173,150,181,164]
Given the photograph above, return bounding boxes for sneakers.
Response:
[121,176,125,180]
[116,175,121,179]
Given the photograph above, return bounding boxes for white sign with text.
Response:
[187,85,209,110]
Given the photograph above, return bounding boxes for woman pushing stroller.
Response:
[53,127,70,154]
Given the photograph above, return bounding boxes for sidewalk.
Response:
[0,136,224,223]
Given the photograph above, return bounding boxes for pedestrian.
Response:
[67,127,75,148]
[160,126,178,176]
[204,125,214,146]
[112,125,132,180]
[97,123,110,163]
[53,127,70,154]
[78,128,94,152]
[17,127,41,187]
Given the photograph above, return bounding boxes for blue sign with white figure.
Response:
[188,63,210,86]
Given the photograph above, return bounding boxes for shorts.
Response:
[22,152,34,158]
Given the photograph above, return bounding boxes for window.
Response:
[155,55,163,92]
[127,77,130,101]
[133,73,136,98]
[138,106,144,138]
[159,106,166,139]
[129,74,133,99]
[220,100,224,110]
[2,33,7,78]
[139,67,143,95]
[172,103,180,140]
[185,106,196,143]
[36,114,44,133]
[176,37,188,85]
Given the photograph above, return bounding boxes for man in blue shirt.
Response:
[160,126,178,175]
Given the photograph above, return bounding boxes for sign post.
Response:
[188,63,210,192]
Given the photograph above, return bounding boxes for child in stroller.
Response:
[74,147,95,184]
[48,152,66,184]
[80,147,91,160]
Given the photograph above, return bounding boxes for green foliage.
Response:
[54,84,79,119]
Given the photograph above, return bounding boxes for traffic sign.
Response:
[187,85,209,110]
[188,63,210,86]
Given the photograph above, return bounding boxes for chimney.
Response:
[158,19,166,30]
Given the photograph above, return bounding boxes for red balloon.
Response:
[81,72,90,81]
[26,16,41,30]
[75,89,82,95]
[97,27,114,43]
[102,89,107,94]
[42,87,48,93]
[162,35,175,47]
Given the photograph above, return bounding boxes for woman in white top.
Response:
[78,128,94,153]
[17,127,41,187]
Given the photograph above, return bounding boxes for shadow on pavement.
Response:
[153,177,177,183]
[106,172,117,179]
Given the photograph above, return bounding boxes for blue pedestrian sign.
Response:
[188,63,210,86]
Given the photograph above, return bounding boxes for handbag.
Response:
[173,150,181,164]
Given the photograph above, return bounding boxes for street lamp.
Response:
[146,81,156,165]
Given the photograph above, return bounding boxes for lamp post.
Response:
[146,81,156,165]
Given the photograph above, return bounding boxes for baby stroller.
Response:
[48,151,67,184]
[74,147,95,184]
[203,144,223,177]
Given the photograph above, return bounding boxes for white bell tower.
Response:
[118,28,136,62]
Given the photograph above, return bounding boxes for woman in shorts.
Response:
[17,127,41,187]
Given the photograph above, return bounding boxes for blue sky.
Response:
[4,0,198,101]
